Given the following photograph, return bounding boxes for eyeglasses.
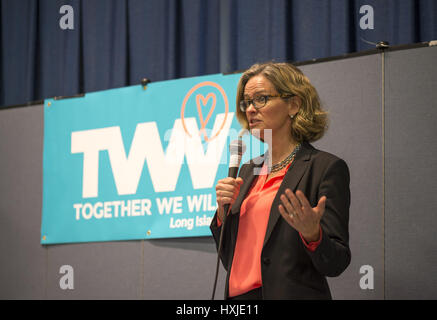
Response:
[239,94,294,112]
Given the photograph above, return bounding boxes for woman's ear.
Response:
[288,96,301,117]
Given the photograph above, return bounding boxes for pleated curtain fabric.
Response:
[1,0,436,108]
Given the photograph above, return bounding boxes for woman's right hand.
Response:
[215,177,244,222]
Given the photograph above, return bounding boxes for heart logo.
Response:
[196,93,216,141]
[180,81,229,143]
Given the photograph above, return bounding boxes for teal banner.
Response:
[41,73,264,244]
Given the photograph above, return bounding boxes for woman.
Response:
[210,62,351,300]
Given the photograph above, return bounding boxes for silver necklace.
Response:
[268,143,301,173]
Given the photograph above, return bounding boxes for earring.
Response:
[290,114,294,119]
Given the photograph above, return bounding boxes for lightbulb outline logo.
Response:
[180,81,229,142]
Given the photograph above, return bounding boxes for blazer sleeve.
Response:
[210,210,228,269]
[209,162,254,271]
[304,158,351,277]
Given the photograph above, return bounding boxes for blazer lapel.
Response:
[262,142,314,247]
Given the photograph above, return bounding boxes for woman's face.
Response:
[244,75,296,141]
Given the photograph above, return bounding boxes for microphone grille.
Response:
[229,139,246,155]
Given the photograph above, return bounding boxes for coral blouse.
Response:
[225,161,322,298]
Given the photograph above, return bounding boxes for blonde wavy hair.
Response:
[236,62,328,143]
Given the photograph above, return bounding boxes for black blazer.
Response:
[210,141,351,300]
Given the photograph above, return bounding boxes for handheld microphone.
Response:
[223,131,247,214]
[211,129,247,300]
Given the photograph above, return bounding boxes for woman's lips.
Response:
[249,119,261,128]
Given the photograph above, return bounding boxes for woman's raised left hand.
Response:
[278,189,326,243]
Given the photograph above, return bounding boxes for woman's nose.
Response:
[245,102,257,114]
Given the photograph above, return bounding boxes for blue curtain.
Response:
[1,0,436,108]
